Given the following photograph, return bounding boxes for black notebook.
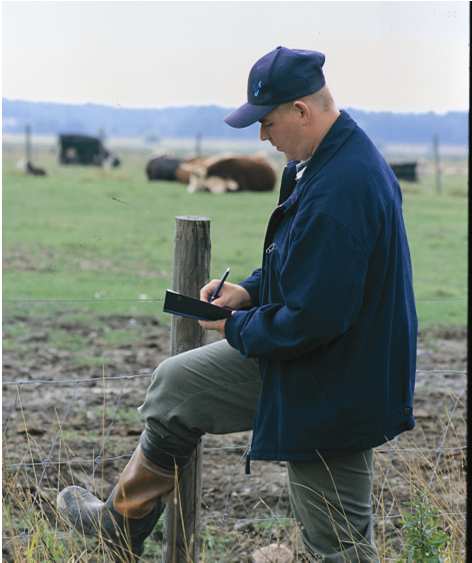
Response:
[163,289,233,321]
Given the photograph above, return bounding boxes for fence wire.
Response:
[3,296,466,305]
[2,372,154,387]
[3,443,467,472]
[3,297,164,304]
[3,370,466,550]
[2,299,466,549]
[2,367,466,388]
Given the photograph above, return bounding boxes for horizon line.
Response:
[2,97,468,117]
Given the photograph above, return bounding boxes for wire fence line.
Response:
[427,387,466,488]
[4,444,467,472]
[3,298,466,544]
[225,512,467,525]
[4,367,465,472]
[2,372,154,387]
[2,367,467,388]
[3,296,467,305]
[416,369,466,375]
[3,297,165,304]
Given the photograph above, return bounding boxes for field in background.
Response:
[2,137,467,327]
[2,137,467,561]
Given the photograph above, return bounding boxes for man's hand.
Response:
[200,280,252,310]
[198,280,252,333]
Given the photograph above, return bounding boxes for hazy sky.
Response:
[2,1,469,113]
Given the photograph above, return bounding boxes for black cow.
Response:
[26,161,47,176]
[389,161,418,182]
[145,155,183,181]
[58,134,120,167]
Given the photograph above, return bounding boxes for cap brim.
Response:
[224,102,278,129]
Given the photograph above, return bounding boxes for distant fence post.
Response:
[163,216,210,563]
[433,134,442,194]
[25,124,32,164]
[195,132,202,158]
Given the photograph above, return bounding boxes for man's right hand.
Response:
[200,280,252,310]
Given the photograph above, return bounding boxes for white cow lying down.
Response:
[183,154,277,194]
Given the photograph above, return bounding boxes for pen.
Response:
[209,267,230,302]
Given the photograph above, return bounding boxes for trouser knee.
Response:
[138,357,200,471]
[139,355,189,422]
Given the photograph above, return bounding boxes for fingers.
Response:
[200,279,219,302]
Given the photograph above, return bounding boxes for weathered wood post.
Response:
[25,124,32,164]
[195,132,202,158]
[163,216,210,563]
[433,133,442,194]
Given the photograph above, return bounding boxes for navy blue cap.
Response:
[225,46,326,129]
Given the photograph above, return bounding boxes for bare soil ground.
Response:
[2,315,466,561]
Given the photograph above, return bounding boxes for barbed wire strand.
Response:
[2,372,154,387]
[4,444,466,472]
[224,511,466,524]
[3,385,466,548]
[2,367,466,388]
[3,297,165,304]
[3,296,466,305]
[91,367,135,485]
[427,388,467,488]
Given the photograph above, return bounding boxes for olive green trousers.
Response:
[138,339,379,562]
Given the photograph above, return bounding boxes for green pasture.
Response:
[2,144,467,329]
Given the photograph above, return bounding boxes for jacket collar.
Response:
[277,160,299,205]
[299,109,357,185]
[278,110,357,211]
[279,110,357,210]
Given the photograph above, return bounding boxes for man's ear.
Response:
[293,100,311,123]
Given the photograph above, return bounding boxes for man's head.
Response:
[225,46,339,160]
[258,88,338,160]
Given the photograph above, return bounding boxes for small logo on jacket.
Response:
[253,80,263,97]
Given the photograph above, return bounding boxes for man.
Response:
[58,47,417,562]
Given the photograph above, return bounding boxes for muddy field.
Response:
[2,315,466,561]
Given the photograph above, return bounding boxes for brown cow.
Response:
[175,157,208,184]
[187,154,276,194]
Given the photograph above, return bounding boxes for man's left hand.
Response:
[198,319,226,334]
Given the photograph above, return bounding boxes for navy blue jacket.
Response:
[225,111,417,461]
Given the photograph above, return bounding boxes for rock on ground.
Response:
[251,543,294,563]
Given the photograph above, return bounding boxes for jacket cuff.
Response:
[224,310,248,355]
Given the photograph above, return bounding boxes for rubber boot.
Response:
[57,445,176,561]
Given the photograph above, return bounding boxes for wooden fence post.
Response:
[163,216,210,563]
[195,132,202,158]
[25,124,32,164]
[433,134,442,194]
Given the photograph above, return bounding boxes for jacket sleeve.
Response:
[238,268,261,306]
[225,210,370,360]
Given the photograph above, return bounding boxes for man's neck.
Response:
[304,109,341,159]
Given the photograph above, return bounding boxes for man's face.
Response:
[259,104,304,160]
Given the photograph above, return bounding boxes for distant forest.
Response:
[2,98,468,145]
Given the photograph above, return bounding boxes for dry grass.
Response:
[3,369,465,561]
[3,434,465,561]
